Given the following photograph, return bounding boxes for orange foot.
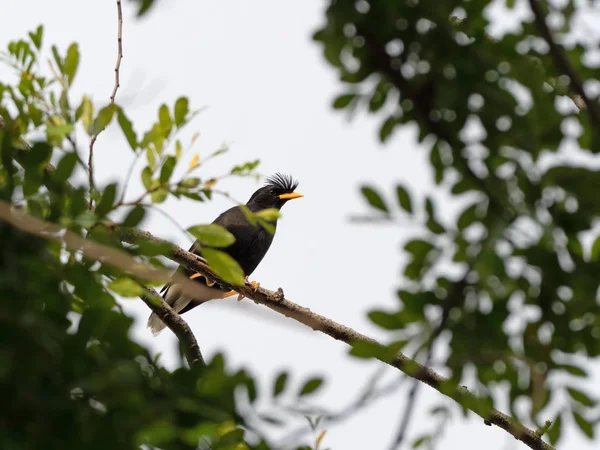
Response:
[222,277,261,301]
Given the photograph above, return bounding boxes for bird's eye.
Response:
[270,189,276,196]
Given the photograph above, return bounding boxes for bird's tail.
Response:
[147,312,167,336]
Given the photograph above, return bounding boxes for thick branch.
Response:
[0,200,204,366]
[140,287,204,366]
[116,226,555,450]
[527,0,600,125]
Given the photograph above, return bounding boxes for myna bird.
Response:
[147,173,303,335]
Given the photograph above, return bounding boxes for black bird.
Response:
[148,173,303,335]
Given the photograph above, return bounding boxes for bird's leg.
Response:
[245,275,261,292]
[189,272,216,286]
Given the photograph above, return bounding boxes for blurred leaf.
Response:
[568,388,596,407]
[396,184,413,214]
[63,43,79,86]
[273,372,288,398]
[108,278,143,297]
[151,188,168,204]
[174,96,189,127]
[548,414,562,445]
[158,104,172,136]
[51,152,78,184]
[123,205,145,227]
[96,183,117,217]
[298,377,323,396]
[368,310,402,330]
[92,104,117,134]
[361,186,388,213]
[201,248,245,285]
[255,208,281,222]
[141,167,153,191]
[117,108,137,150]
[77,95,94,135]
[187,224,236,247]
[159,155,177,183]
[573,411,594,438]
[332,93,357,109]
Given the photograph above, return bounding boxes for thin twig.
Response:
[527,0,600,126]
[88,0,124,209]
[110,0,124,104]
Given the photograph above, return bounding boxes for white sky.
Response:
[1,0,596,448]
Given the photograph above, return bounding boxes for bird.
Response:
[147,173,303,335]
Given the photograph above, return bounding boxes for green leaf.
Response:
[92,104,117,134]
[77,95,94,135]
[568,388,596,407]
[332,93,357,109]
[146,148,156,171]
[95,183,117,217]
[74,210,97,228]
[28,25,43,50]
[298,377,323,396]
[51,44,64,72]
[457,203,479,230]
[141,167,153,190]
[63,43,79,86]
[46,123,74,144]
[379,115,397,142]
[547,414,561,445]
[200,248,245,285]
[117,108,137,150]
[187,224,236,247]
[368,310,401,330]
[412,435,431,448]
[350,340,407,361]
[51,152,78,184]
[558,364,587,377]
[273,372,288,398]
[573,411,594,438]
[425,197,445,234]
[396,184,412,213]
[108,278,143,297]
[123,205,145,227]
[255,208,281,222]
[159,155,177,184]
[174,97,189,127]
[180,178,201,188]
[158,104,172,136]
[361,186,388,213]
[151,188,169,204]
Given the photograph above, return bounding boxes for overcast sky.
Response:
[1,0,596,448]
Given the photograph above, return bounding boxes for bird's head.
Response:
[247,173,303,210]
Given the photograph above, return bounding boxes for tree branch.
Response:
[115,226,555,450]
[139,287,204,366]
[88,0,125,209]
[527,0,600,125]
[0,195,555,449]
